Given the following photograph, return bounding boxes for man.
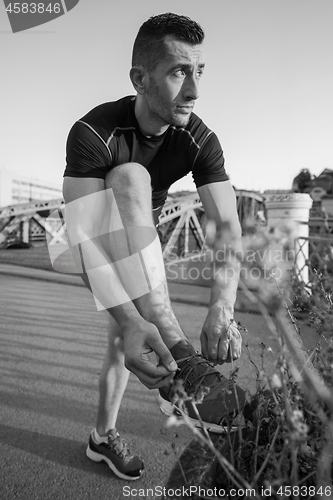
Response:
[63,12,245,481]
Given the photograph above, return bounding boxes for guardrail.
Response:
[295,235,333,287]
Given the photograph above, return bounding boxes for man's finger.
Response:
[228,322,242,359]
[200,331,208,359]
[220,323,242,363]
[129,361,176,389]
[148,336,178,373]
[140,371,175,390]
[217,337,229,364]
[206,335,220,364]
[229,339,241,360]
[137,358,172,378]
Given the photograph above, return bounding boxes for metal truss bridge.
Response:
[0,190,264,260]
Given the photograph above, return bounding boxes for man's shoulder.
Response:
[187,111,212,133]
[78,96,136,131]
[172,112,219,150]
[171,112,212,141]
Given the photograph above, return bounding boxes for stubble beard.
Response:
[146,80,190,129]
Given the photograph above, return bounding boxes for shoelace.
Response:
[175,353,227,397]
[107,433,133,460]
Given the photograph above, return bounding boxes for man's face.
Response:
[144,35,205,128]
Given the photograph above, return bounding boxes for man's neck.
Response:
[134,96,169,138]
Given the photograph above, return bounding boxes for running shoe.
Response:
[159,341,246,433]
[86,428,144,480]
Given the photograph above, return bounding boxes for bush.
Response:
[165,222,333,499]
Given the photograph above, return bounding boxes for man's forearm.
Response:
[210,267,239,309]
[209,226,242,313]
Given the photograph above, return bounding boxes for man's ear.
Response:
[129,66,148,95]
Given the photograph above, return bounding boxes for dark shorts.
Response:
[152,205,163,227]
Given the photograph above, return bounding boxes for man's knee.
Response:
[105,162,153,223]
[105,162,150,190]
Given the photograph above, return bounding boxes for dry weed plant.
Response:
[166,221,333,500]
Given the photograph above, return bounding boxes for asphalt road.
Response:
[0,267,316,500]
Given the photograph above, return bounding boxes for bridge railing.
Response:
[0,190,265,252]
[294,235,333,288]
[2,192,332,292]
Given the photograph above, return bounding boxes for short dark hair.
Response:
[132,12,205,72]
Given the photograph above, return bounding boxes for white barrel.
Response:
[264,193,313,283]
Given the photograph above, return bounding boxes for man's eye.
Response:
[174,69,185,76]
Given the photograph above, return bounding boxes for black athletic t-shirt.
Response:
[64,96,229,209]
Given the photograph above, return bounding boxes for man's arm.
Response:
[62,176,177,388]
[197,181,243,365]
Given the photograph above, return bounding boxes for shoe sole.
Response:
[86,446,142,481]
[158,395,238,434]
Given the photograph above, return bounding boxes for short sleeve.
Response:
[63,121,111,179]
[192,132,229,188]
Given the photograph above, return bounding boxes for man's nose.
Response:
[183,74,200,101]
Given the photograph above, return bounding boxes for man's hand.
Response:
[122,317,178,389]
[200,303,242,365]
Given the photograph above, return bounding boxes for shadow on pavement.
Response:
[0,423,115,478]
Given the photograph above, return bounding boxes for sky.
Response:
[1,0,333,194]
